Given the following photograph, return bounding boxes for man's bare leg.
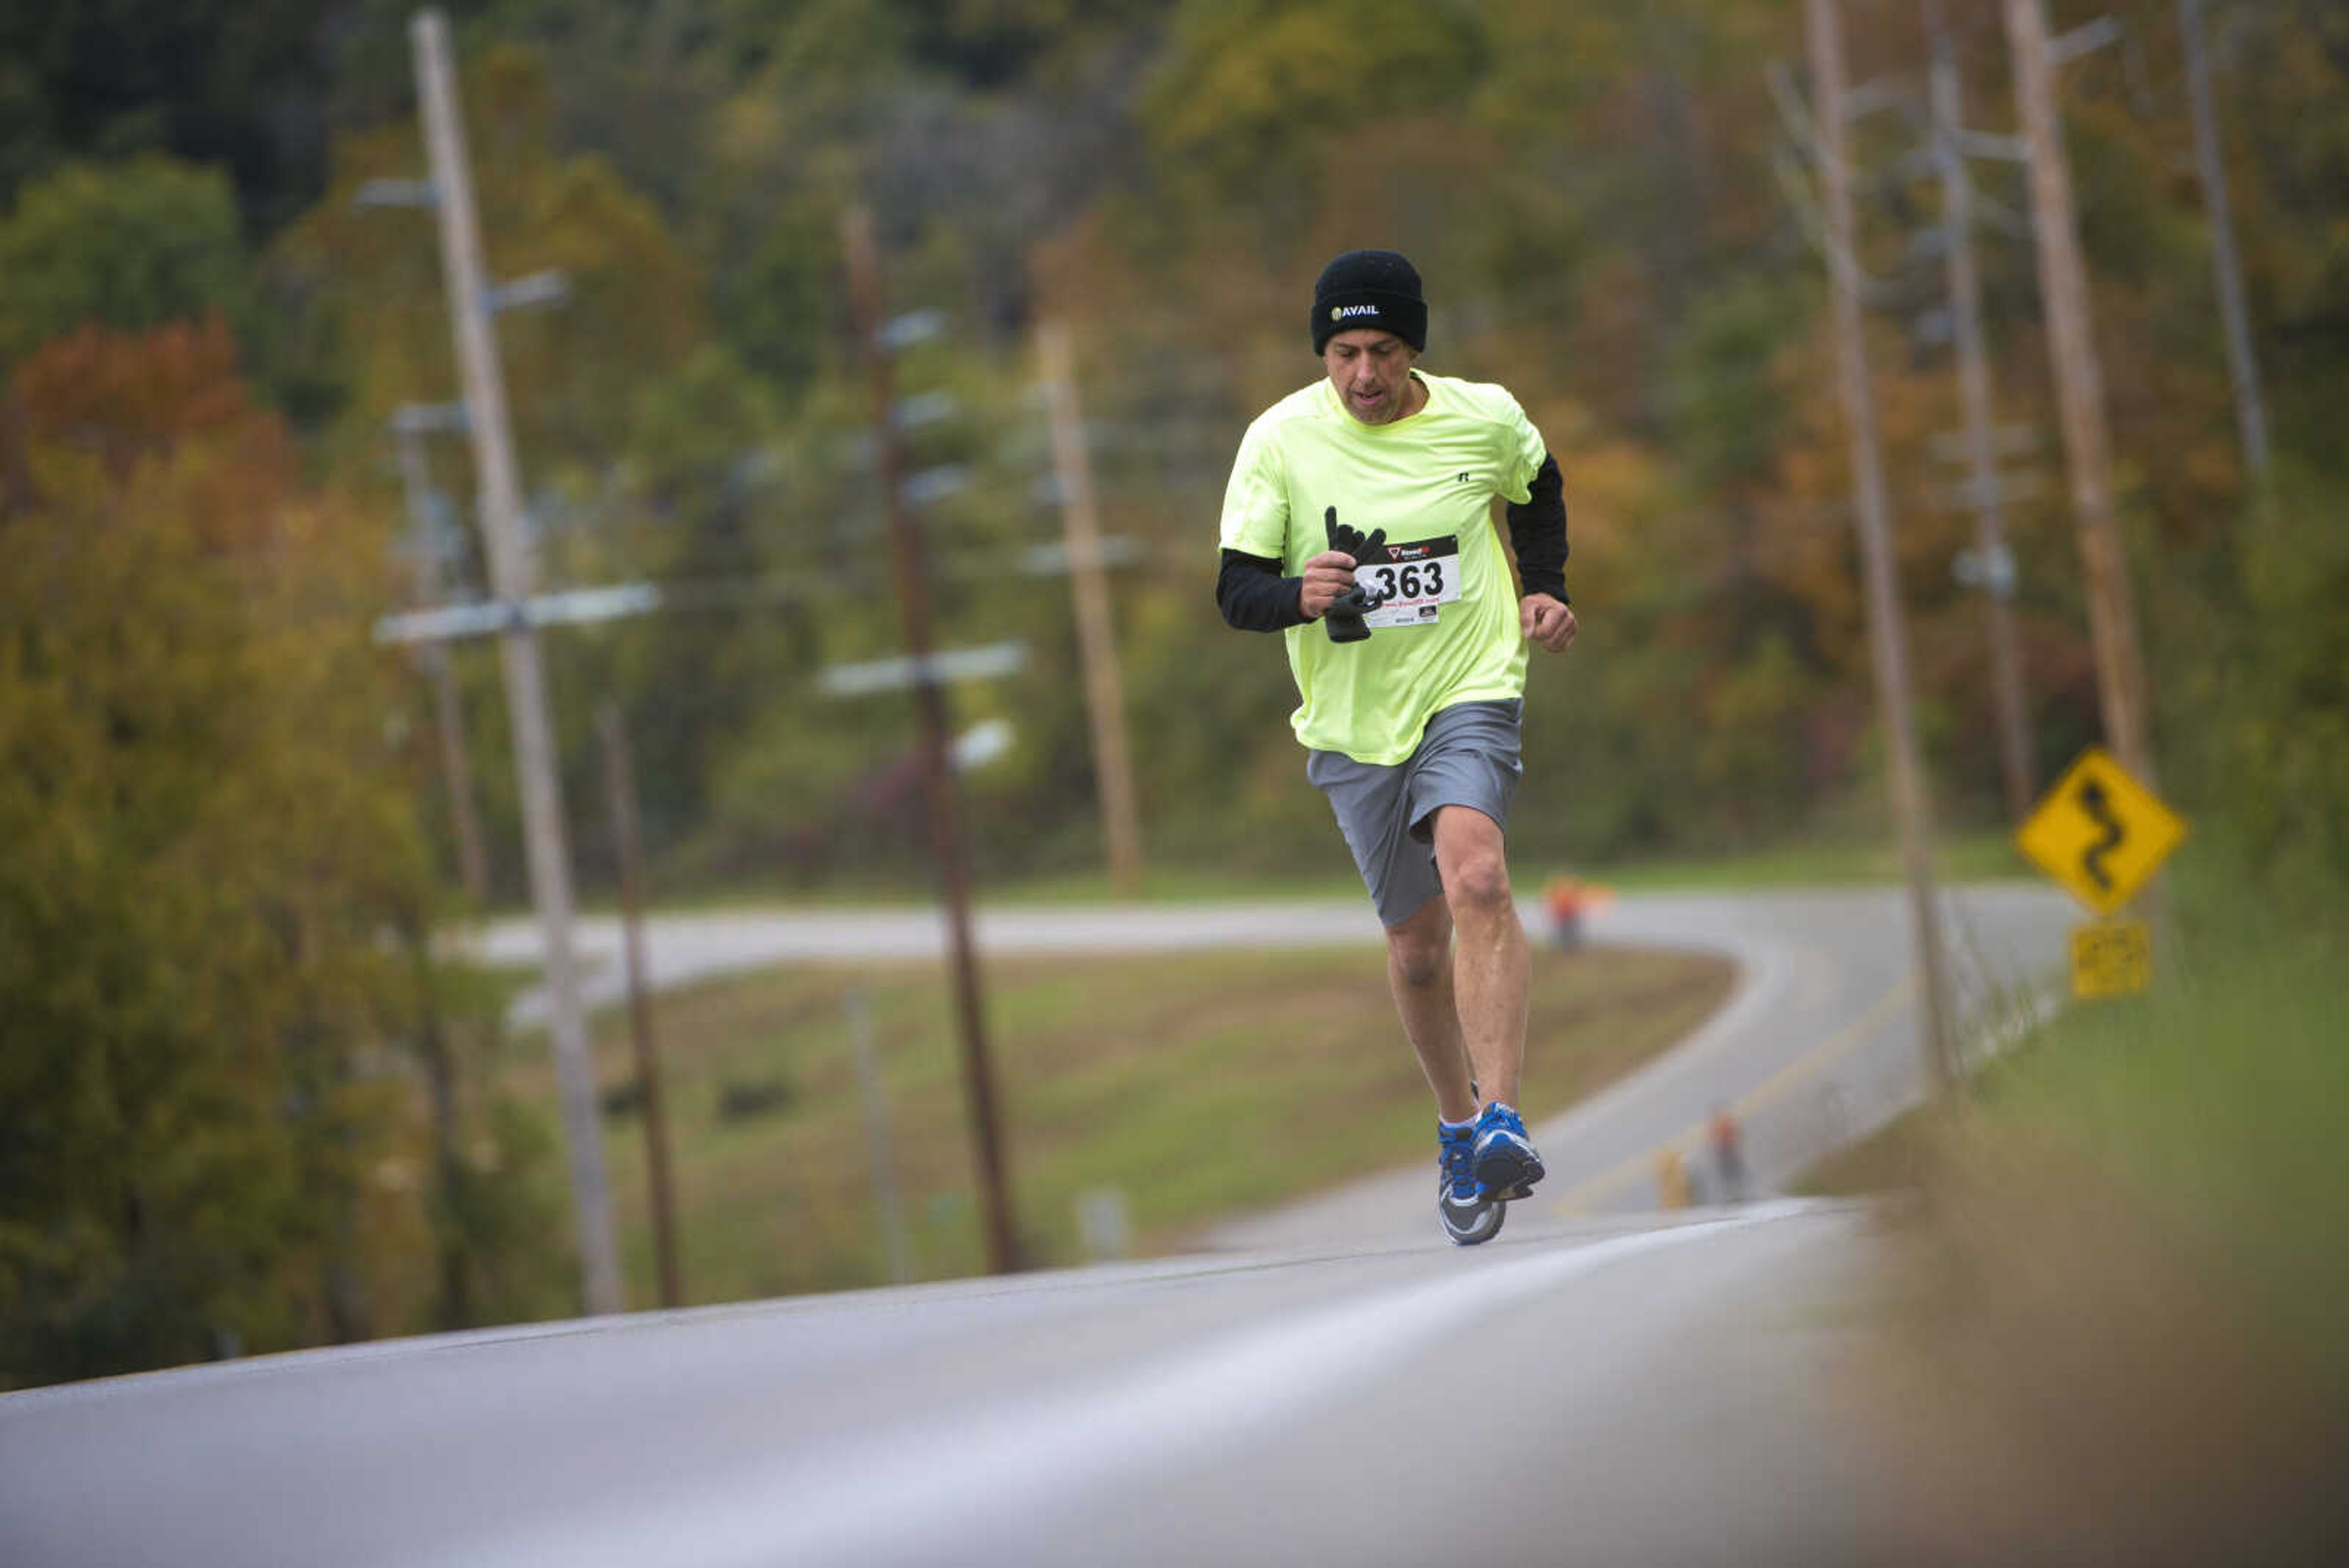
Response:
[1429,804,1529,1110]
[1384,894,1478,1123]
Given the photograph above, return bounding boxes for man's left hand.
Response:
[1521,593,1576,653]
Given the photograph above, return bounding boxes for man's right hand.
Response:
[1301,505,1386,620]
[1297,549,1361,620]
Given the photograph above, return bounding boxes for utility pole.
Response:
[393,414,492,903]
[1925,2,2038,822]
[2178,0,2270,500]
[845,987,914,1286]
[2002,0,2158,789]
[841,206,1021,1276]
[1036,319,1145,899]
[1806,0,1959,1092]
[596,703,683,1310]
[412,8,622,1316]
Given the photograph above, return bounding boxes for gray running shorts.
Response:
[1306,699,1524,929]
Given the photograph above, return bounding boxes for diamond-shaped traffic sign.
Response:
[2016,747,2187,915]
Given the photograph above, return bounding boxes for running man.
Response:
[1215,248,1576,1246]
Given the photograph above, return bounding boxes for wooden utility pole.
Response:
[1806,0,1959,1091]
[841,206,1021,1276]
[2002,0,2158,789]
[2178,0,2271,499]
[1036,320,1145,899]
[1926,4,2038,821]
[412,8,622,1316]
[393,420,492,902]
[845,987,914,1286]
[596,703,683,1310]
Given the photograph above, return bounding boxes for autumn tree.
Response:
[0,321,563,1388]
[0,156,256,371]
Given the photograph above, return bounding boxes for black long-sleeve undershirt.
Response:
[1215,453,1569,632]
[1214,549,1312,632]
[1506,455,1569,604]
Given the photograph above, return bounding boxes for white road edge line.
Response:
[461,1202,1827,1568]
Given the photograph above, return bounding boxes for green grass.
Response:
[1590,827,2030,893]
[508,942,1733,1308]
[1805,866,2349,1557]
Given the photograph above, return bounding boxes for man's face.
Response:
[1322,329,1417,425]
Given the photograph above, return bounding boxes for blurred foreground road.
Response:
[0,886,2074,1566]
[9,1200,1935,1567]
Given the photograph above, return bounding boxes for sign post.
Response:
[2016,746,2187,998]
[2069,921,2153,1000]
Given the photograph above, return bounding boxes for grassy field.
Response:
[503,941,1732,1308]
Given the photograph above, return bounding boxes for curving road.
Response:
[1217,882,2069,1245]
[2,885,2073,1567]
[480,882,2070,1236]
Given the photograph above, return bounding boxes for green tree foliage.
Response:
[1145,0,1488,198]
[0,0,388,232]
[271,43,705,473]
[0,156,256,370]
[0,322,561,1386]
[205,1,2342,885]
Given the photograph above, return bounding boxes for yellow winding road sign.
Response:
[2016,746,2188,915]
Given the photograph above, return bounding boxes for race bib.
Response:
[1358,535,1461,629]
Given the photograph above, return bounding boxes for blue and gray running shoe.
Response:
[1472,1101,1546,1200]
[1438,1122,1505,1246]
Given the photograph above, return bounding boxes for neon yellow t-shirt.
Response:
[1217,371,1549,764]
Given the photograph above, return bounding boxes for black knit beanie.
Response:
[1310,250,1428,355]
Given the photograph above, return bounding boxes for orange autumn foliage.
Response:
[2,316,299,554]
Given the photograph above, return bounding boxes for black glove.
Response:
[1322,506,1387,644]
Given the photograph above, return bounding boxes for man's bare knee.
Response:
[1445,853,1514,917]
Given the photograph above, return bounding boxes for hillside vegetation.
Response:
[5,0,2342,1385]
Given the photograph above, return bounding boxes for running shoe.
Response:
[1438,1122,1505,1246]
[1472,1101,1546,1200]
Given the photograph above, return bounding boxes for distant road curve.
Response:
[480,883,2070,1234]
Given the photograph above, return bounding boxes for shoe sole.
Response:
[1440,1197,1507,1246]
[1474,1139,1545,1199]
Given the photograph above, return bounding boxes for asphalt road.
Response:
[1,885,2074,1566]
[6,1201,1926,1567]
